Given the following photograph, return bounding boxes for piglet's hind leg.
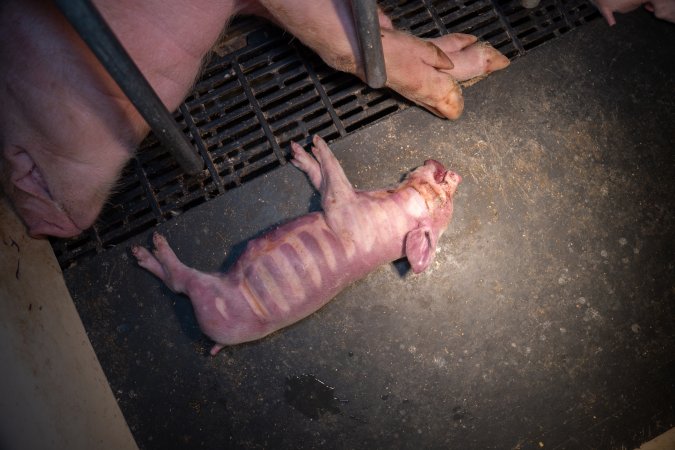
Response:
[132,245,167,281]
[132,232,193,294]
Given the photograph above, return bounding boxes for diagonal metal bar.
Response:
[53,0,204,175]
[231,58,286,164]
[293,45,348,138]
[489,0,527,56]
[351,0,387,88]
[179,104,225,193]
[422,0,450,35]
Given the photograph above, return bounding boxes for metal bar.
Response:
[179,104,225,193]
[231,59,286,165]
[131,156,165,222]
[292,44,348,137]
[422,0,450,35]
[489,0,527,56]
[351,0,387,89]
[53,0,204,175]
[553,0,576,30]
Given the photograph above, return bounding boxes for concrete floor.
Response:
[63,12,674,450]
[0,196,137,450]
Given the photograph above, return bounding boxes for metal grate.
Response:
[51,0,600,268]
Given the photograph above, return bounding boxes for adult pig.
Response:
[132,136,461,354]
[0,0,247,237]
[1,0,506,239]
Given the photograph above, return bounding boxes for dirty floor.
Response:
[63,12,675,450]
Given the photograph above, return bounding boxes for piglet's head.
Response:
[406,159,461,209]
[403,159,462,274]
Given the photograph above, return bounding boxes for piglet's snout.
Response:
[443,171,462,197]
[445,171,462,185]
[424,159,446,183]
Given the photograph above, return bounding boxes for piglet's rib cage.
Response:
[51,0,600,268]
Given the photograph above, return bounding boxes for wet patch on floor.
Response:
[284,374,342,420]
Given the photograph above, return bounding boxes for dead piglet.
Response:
[132,136,461,354]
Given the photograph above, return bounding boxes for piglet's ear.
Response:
[405,226,437,274]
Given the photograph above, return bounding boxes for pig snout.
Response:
[425,159,446,183]
[445,170,462,185]
[417,160,462,199]
[425,161,461,191]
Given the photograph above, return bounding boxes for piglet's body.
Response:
[133,136,461,354]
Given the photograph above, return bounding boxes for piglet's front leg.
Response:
[290,134,356,207]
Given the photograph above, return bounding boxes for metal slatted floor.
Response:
[51,0,600,267]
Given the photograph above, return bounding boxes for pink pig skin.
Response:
[593,0,675,25]
[132,135,461,355]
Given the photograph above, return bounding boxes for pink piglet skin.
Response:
[132,135,461,355]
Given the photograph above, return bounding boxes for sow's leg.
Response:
[256,0,510,119]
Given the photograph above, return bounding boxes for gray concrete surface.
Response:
[63,12,674,450]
